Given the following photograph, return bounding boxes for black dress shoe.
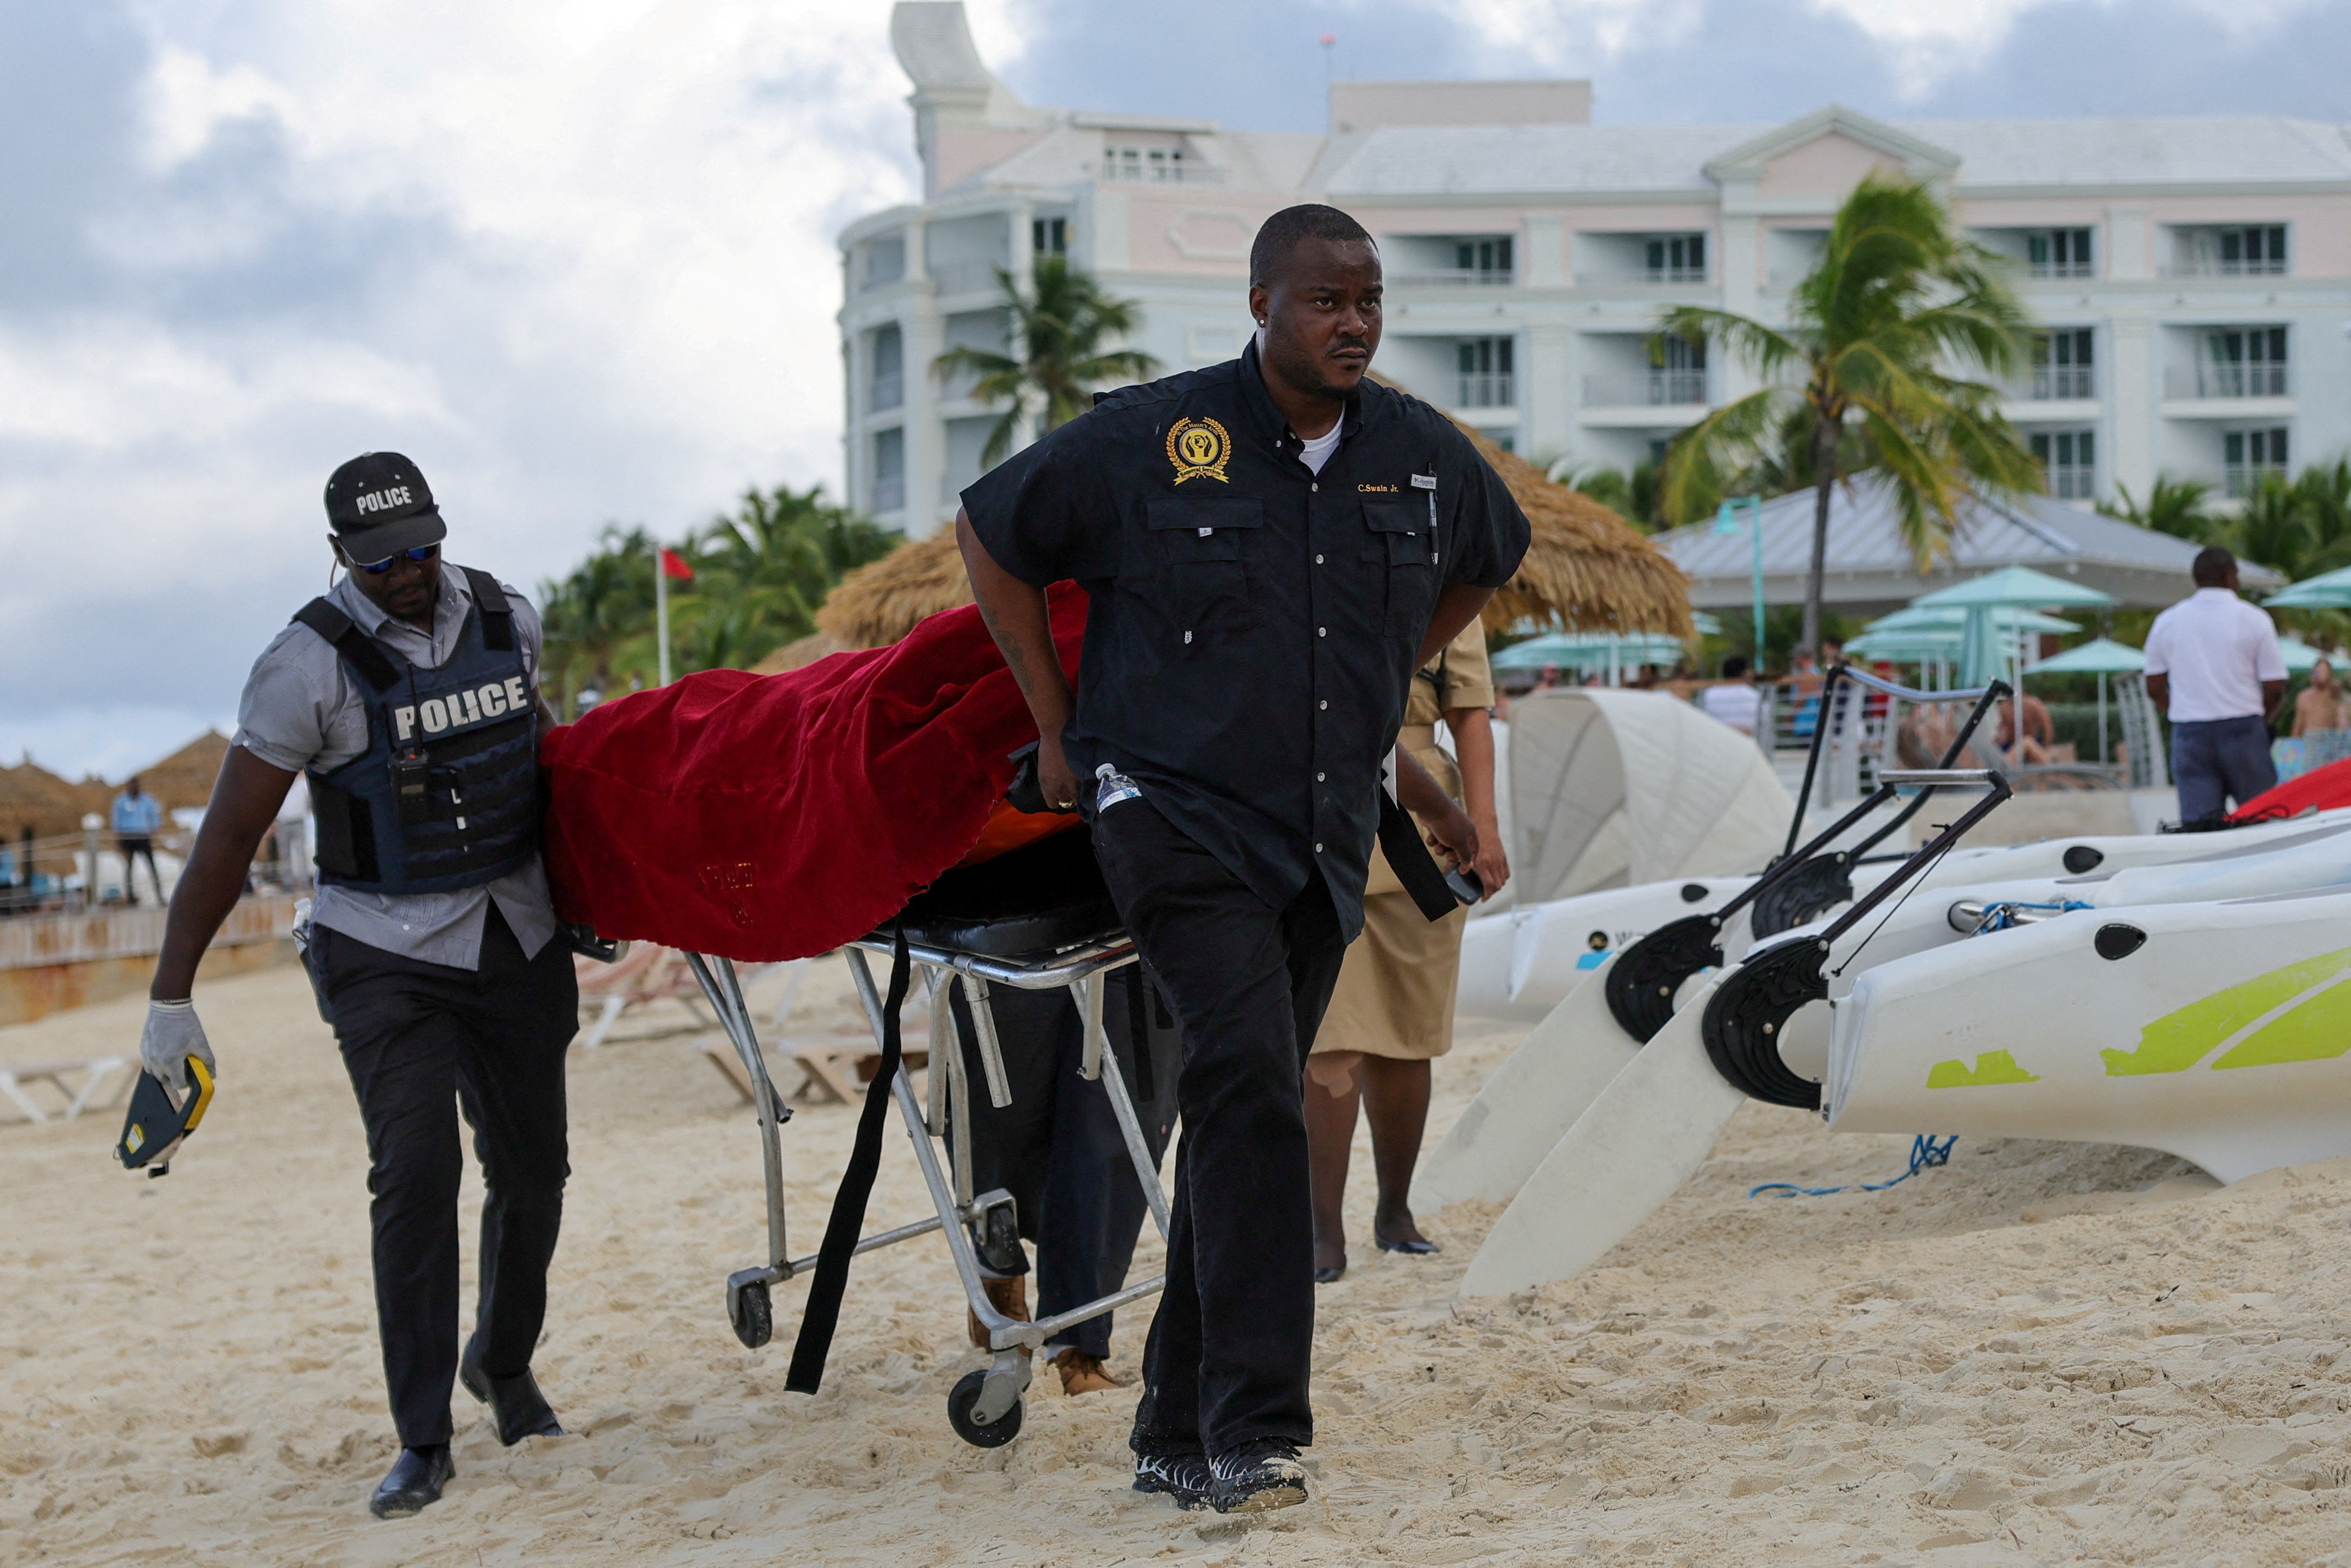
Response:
[370,1445,453,1517]
[1373,1231,1440,1255]
[460,1344,565,1446]
[1313,1260,1346,1285]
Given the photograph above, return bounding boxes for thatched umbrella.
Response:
[812,410,1690,651]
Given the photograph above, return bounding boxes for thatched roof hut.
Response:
[812,408,1690,651]
[0,730,232,846]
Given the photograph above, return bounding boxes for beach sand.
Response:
[6,957,2351,1566]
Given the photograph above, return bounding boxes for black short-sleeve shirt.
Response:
[961,339,1530,939]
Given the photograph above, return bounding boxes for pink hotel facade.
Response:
[842,2,2351,535]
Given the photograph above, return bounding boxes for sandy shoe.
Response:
[1050,1347,1121,1395]
[1210,1439,1309,1514]
[966,1274,1033,1357]
[1133,1451,1214,1510]
[459,1342,564,1446]
[368,1444,453,1517]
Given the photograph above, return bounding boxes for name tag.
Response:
[1410,473,1437,491]
[1197,527,1214,536]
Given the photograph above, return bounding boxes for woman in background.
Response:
[1304,620,1511,1282]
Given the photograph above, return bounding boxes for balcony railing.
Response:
[1646,265,1708,284]
[868,372,904,414]
[2166,363,2291,400]
[1582,369,1706,407]
[929,259,1008,297]
[2163,256,2289,278]
[2047,466,2097,501]
[2225,464,2289,499]
[2021,365,2096,400]
[2029,259,2094,279]
[1388,269,1515,288]
[1097,162,1226,185]
[1455,372,1515,408]
[871,475,905,514]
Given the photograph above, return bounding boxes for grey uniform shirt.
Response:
[233,564,560,968]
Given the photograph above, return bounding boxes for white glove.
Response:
[141,1000,216,1098]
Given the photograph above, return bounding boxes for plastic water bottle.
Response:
[1095,763,1142,812]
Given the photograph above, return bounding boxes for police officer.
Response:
[138,453,579,1517]
[956,204,1530,1513]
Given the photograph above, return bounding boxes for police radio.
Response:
[390,742,434,825]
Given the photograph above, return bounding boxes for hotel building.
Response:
[842,2,2351,536]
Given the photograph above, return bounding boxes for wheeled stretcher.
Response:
[680,831,1173,1446]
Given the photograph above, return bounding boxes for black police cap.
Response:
[325,452,446,561]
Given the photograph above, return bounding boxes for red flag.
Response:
[660,548,695,580]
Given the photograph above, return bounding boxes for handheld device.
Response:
[117,1056,215,1178]
[1445,864,1485,906]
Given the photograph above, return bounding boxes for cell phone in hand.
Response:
[1444,865,1484,906]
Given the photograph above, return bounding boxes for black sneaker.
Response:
[1210,1439,1309,1514]
[1133,1451,1214,1510]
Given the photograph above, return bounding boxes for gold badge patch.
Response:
[1166,416,1232,485]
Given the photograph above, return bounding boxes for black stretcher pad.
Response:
[885,828,1121,957]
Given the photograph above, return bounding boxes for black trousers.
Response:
[950,970,1180,1358]
[317,904,578,1448]
[118,836,162,905]
[1094,799,1347,1459]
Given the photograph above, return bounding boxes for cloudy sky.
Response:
[2,0,2341,780]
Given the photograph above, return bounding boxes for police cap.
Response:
[324,452,447,562]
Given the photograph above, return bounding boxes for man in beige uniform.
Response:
[1304,619,1510,1281]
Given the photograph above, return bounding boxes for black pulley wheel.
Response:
[947,1370,1024,1448]
[729,1280,773,1349]
[1699,939,1831,1110]
[1748,854,1855,939]
[1604,914,1725,1044]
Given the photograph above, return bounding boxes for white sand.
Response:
[7,959,2351,1566]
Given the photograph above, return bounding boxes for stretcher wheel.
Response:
[729,1280,772,1349]
[947,1370,1023,1448]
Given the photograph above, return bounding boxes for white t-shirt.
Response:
[1702,682,1761,734]
[1298,422,1344,474]
[2141,587,2286,722]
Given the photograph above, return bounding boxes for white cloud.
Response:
[2,1,925,776]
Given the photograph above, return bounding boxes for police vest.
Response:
[294,567,541,896]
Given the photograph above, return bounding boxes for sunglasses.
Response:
[348,545,439,575]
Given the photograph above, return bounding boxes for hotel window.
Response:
[2203,328,2289,398]
[2176,225,2289,276]
[863,234,906,289]
[2225,427,2290,498]
[1032,216,1067,257]
[2029,329,2094,399]
[1457,338,1514,408]
[2030,429,2097,501]
[1644,233,1706,283]
[868,324,903,414]
[1106,144,1186,182]
[2026,229,2094,279]
[871,427,905,514]
[1454,236,1514,280]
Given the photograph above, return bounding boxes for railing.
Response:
[929,259,1007,297]
[1097,162,1225,185]
[2225,464,2289,499]
[1388,269,1515,288]
[2022,364,2096,400]
[870,475,905,514]
[2048,466,2097,501]
[1581,369,1706,407]
[0,825,306,918]
[868,372,904,413]
[1455,372,1515,408]
[2029,259,2094,279]
[2162,256,2288,278]
[2165,363,2291,400]
[1646,265,1708,283]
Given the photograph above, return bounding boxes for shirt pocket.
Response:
[1145,496,1263,648]
[1360,496,1437,641]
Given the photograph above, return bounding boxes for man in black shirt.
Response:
[957,204,1530,1513]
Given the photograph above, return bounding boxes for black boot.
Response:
[460,1340,564,1446]
[370,1445,453,1517]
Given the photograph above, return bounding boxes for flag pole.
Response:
[656,545,671,686]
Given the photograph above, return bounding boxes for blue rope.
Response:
[1749,1134,1958,1199]
[1972,899,2093,933]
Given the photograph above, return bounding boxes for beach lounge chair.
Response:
[0,1055,132,1124]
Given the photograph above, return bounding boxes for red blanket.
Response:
[540,585,1086,961]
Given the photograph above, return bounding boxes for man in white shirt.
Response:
[2142,546,2288,824]
[1701,655,1762,735]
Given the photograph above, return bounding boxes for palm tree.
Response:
[1660,172,2042,655]
[934,256,1161,469]
[2099,476,2219,543]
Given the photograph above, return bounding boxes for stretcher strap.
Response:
[784,926,910,1393]
[1377,787,1459,923]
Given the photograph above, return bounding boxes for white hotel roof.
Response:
[1317,116,2351,196]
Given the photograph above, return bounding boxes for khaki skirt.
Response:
[1310,839,1469,1062]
